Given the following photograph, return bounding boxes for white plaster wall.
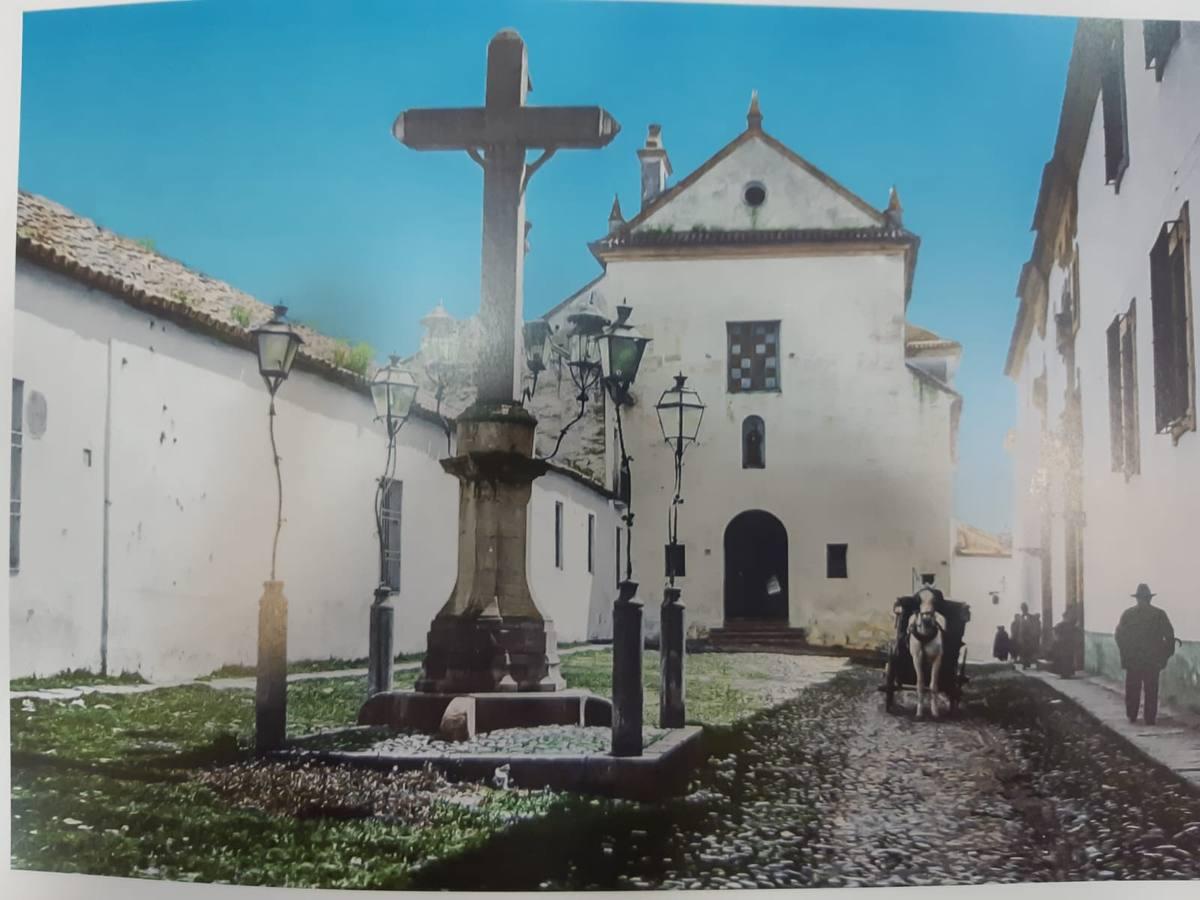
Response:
[590,249,956,649]
[9,306,108,675]
[528,476,618,643]
[951,554,1017,662]
[640,136,881,232]
[11,260,617,679]
[1072,21,1200,644]
[1010,22,1200,646]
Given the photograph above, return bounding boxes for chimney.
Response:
[637,124,672,210]
[608,194,625,236]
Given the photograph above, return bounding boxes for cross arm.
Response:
[515,106,621,148]
[392,108,488,150]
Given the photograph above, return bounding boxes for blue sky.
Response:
[17,0,1077,533]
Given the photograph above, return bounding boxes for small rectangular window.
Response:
[381,480,403,590]
[554,501,564,570]
[10,379,22,574]
[587,513,595,574]
[1143,20,1181,82]
[1149,206,1195,437]
[827,543,848,579]
[1101,24,1130,188]
[727,321,781,393]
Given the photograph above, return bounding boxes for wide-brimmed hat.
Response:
[1131,583,1156,601]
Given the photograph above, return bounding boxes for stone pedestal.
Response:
[659,587,685,729]
[611,581,643,757]
[415,401,564,694]
[255,581,287,753]
[368,589,395,698]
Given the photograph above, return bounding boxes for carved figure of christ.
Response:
[392,28,620,404]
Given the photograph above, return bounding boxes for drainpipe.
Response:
[100,340,113,675]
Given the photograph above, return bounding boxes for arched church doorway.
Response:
[723,510,788,622]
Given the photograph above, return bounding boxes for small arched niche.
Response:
[742,415,765,469]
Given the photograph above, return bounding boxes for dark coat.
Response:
[993,628,1012,661]
[1115,603,1175,671]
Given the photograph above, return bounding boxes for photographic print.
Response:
[4,0,1199,894]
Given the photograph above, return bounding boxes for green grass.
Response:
[197,652,426,682]
[560,648,774,728]
[11,648,794,887]
[10,669,148,692]
[10,674,563,887]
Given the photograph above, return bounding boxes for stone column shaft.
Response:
[660,587,685,728]
[255,581,287,753]
[611,585,643,757]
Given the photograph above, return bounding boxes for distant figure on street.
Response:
[1115,583,1176,725]
[1011,602,1041,669]
[993,625,1012,662]
[1049,604,1083,678]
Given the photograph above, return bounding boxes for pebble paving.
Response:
[412,665,1200,890]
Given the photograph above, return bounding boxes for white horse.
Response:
[907,588,946,719]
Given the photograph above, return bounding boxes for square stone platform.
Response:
[276,725,706,801]
[357,688,613,734]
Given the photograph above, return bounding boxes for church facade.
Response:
[547,98,963,649]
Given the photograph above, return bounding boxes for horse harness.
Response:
[909,610,943,646]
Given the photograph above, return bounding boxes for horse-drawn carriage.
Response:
[880,588,971,716]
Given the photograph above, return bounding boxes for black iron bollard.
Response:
[368,588,395,697]
[255,580,288,753]
[611,580,643,757]
[659,586,685,728]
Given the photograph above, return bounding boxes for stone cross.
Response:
[392,28,620,403]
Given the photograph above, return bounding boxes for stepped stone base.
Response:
[358,688,612,735]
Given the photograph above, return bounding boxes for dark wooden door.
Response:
[724,510,788,622]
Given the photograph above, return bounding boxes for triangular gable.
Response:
[625,128,886,234]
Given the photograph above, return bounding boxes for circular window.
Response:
[743,182,766,208]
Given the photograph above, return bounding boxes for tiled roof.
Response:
[956,523,1013,558]
[15,190,370,384]
[592,225,916,253]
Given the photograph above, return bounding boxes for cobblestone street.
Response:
[414,665,1200,890]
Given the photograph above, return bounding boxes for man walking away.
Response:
[1115,583,1176,725]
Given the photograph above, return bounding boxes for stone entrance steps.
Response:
[703,622,883,663]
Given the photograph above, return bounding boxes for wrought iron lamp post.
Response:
[250,305,303,753]
[598,304,651,757]
[654,373,705,727]
[367,356,419,698]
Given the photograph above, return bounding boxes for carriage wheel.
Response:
[884,660,897,712]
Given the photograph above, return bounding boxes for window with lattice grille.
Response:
[727,322,780,393]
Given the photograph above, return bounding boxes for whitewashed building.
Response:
[1006,19,1200,710]
[9,192,619,680]
[548,97,963,650]
[951,523,1016,662]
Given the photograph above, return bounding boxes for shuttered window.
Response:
[1149,207,1194,437]
[10,380,22,574]
[1101,25,1130,188]
[381,480,402,590]
[1143,20,1181,82]
[1106,302,1140,477]
[727,321,781,393]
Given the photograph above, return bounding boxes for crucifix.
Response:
[392,27,620,403]
[371,29,620,701]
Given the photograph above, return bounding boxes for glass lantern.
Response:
[252,305,304,395]
[371,355,419,432]
[655,373,705,454]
